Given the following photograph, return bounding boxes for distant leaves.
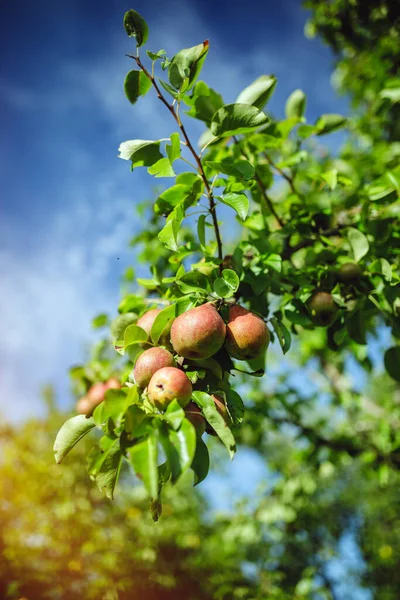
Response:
[285,89,306,119]
[384,347,400,381]
[210,103,269,138]
[315,113,347,135]
[123,9,149,47]
[347,227,369,262]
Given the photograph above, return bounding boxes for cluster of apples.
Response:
[76,377,121,416]
[132,302,270,435]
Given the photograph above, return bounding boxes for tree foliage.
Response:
[53,8,400,533]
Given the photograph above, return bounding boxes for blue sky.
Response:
[0,0,349,422]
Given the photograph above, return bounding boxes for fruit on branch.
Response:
[137,308,172,348]
[308,291,338,326]
[184,401,206,436]
[134,347,175,389]
[76,396,94,416]
[205,394,229,436]
[87,382,107,409]
[225,305,270,361]
[337,262,362,284]
[170,303,226,359]
[147,366,193,411]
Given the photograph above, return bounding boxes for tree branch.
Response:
[263,152,301,198]
[128,54,223,261]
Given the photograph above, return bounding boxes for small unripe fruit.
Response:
[308,291,338,326]
[76,396,94,416]
[225,305,269,361]
[134,347,175,389]
[147,367,192,411]
[184,401,206,436]
[171,303,226,359]
[337,262,362,285]
[206,394,229,436]
[87,382,106,408]
[137,308,173,348]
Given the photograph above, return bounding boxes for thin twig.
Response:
[127,54,224,261]
[263,152,300,197]
[232,136,285,228]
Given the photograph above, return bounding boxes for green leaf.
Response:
[261,253,282,272]
[160,420,197,482]
[211,103,269,138]
[124,324,148,348]
[235,75,277,110]
[270,317,291,354]
[166,132,181,164]
[124,70,152,104]
[347,227,369,262]
[92,313,108,329]
[53,415,95,464]
[197,214,207,251]
[158,208,184,251]
[151,304,175,344]
[93,388,136,428]
[384,347,400,381]
[129,432,159,498]
[176,271,209,294]
[225,389,244,426]
[206,158,255,180]
[219,192,249,221]
[192,391,236,458]
[148,157,176,178]
[123,9,149,46]
[111,313,137,342]
[346,309,367,345]
[191,437,209,485]
[158,78,181,100]
[315,113,347,135]
[164,399,185,431]
[91,438,122,500]
[147,49,166,61]
[366,169,400,201]
[168,40,209,90]
[369,258,392,282]
[321,169,338,190]
[185,81,224,124]
[285,89,306,119]
[118,140,163,169]
[214,269,240,298]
